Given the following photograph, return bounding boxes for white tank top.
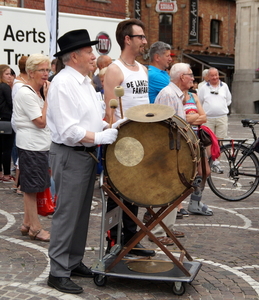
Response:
[113,60,149,120]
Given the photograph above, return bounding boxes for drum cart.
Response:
[91,173,202,296]
[91,106,203,296]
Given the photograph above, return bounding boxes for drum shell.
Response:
[103,117,199,207]
[172,115,200,160]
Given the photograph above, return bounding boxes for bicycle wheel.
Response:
[207,144,259,201]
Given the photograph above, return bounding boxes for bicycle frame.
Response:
[207,118,259,201]
[220,141,259,178]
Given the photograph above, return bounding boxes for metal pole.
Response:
[56,0,59,53]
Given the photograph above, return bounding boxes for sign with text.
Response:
[134,0,141,19]
[189,0,198,43]
[155,0,178,13]
[0,6,122,74]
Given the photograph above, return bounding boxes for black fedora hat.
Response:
[54,29,99,57]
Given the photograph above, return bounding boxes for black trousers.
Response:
[107,195,138,244]
[0,130,15,175]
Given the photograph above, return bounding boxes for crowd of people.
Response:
[0,18,232,295]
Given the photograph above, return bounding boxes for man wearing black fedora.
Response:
[46,29,118,294]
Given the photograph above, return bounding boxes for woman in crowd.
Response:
[177,86,208,216]
[13,54,51,242]
[180,89,213,216]
[0,64,15,183]
[12,56,29,99]
[11,56,29,195]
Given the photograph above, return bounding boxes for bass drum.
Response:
[103,116,200,207]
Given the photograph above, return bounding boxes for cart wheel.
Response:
[94,274,107,287]
[172,282,185,296]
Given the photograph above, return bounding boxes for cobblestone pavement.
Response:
[0,114,259,300]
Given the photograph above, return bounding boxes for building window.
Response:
[159,14,172,45]
[210,20,220,45]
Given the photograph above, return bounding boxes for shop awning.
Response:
[188,54,234,68]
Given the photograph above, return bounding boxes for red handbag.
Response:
[37,187,55,216]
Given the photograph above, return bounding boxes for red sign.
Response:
[155,0,178,13]
[95,32,111,55]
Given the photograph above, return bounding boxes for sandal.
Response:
[2,175,15,183]
[148,236,174,246]
[170,230,185,238]
[12,184,18,192]
[20,224,30,236]
[179,208,189,217]
[16,189,23,196]
[29,229,50,242]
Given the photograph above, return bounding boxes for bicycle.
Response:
[207,119,259,201]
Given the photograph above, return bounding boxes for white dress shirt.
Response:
[47,66,106,147]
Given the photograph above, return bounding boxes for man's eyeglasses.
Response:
[210,91,219,94]
[35,69,50,73]
[183,73,194,78]
[128,34,147,41]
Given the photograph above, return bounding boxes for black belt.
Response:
[73,145,97,152]
[53,142,97,153]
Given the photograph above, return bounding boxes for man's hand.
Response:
[94,128,118,145]
[112,117,128,129]
[43,80,50,101]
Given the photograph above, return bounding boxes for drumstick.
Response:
[109,99,118,128]
[114,86,124,119]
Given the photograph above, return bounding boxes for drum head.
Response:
[104,119,198,207]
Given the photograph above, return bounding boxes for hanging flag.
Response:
[44,0,58,59]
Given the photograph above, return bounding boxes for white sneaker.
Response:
[211,161,223,174]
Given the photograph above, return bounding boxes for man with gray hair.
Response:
[198,67,232,173]
[145,42,184,245]
[155,63,213,216]
[47,29,118,294]
[148,41,172,103]
[198,69,209,90]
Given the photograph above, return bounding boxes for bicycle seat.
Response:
[241,119,259,127]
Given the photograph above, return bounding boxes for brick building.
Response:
[1,0,236,85]
[128,0,236,85]
[0,0,126,19]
